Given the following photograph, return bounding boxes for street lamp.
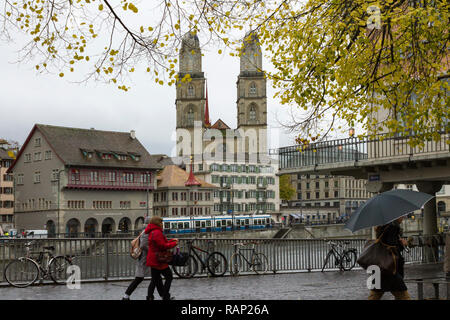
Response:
[56,168,65,236]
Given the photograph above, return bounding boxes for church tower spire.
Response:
[204,81,211,127]
[176,31,206,159]
[236,31,267,158]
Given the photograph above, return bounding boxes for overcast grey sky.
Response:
[0,35,298,157]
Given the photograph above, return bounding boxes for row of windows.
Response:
[298,191,339,200]
[0,201,14,208]
[71,201,131,210]
[213,190,276,199]
[211,175,276,185]
[2,174,13,182]
[24,150,52,162]
[154,191,212,203]
[298,181,339,189]
[82,150,141,162]
[0,214,13,222]
[18,199,147,211]
[164,207,212,216]
[0,187,13,194]
[15,170,61,185]
[0,160,13,168]
[210,164,274,174]
[213,202,276,212]
[70,170,151,184]
[18,199,52,211]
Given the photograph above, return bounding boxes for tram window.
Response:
[201,221,206,228]
[245,219,249,225]
[216,221,221,227]
[227,220,232,226]
[236,220,240,226]
[266,218,270,224]
[171,223,177,229]
[164,222,170,229]
[178,223,184,229]
[206,220,211,227]
[195,221,201,227]
[222,220,227,227]
[184,222,190,229]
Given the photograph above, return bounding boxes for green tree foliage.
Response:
[1,0,448,144]
[279,174,295,201]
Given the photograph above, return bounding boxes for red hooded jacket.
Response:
[145,223,177,270]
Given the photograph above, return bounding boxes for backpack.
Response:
[130,231,145,260]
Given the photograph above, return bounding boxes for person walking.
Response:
[145,216,178,300]
[368,216,411,300]
[122,216,157,300]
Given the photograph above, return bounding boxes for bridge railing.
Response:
[278,130,449,170]
[0,238,443,285]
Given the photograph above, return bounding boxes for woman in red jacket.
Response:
[145,216,178,300]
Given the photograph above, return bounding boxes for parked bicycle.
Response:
[172,239,227,278]
[321,240,357,272]
[4,241,74,287]
[230,241,269,275]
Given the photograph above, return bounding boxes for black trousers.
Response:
[149,267,173,300]
[125,277,144,296]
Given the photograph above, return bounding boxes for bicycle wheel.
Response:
[340,250,357,271]
[321,251,332,272]
[4,258,39,288]
[206,252,228,277]
[49,256,73,284]
[172,254,198,278]
[252,253,269,274]
[229,253,243,276]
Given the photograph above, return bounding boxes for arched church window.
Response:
[187,106,195,126]
[187,85,195,97]
[249,82,257,96]
[249,105,257,121]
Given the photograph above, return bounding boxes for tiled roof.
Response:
[157,165,216,189]
[35,124,162,170]
[210,119,230,130]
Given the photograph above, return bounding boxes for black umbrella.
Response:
[345,189,434,232]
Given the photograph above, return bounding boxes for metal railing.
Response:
[0,238,444,285]
[278,130,450,170]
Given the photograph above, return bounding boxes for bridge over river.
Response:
[0,263,446,300]
[276,130,450,262]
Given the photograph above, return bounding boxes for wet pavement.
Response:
[0,263,446,300]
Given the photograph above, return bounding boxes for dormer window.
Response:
[112,152,128,161]
[81,149,94,159]
[102,153,112,160]
[128,152,141,161]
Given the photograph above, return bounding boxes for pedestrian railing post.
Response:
[104,239,109,281]
[307,240,311,272]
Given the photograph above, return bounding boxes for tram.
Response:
[162,214,272,234]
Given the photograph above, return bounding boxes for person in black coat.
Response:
[368,216,411,300]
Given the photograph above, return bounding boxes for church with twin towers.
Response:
[174,31,280,219]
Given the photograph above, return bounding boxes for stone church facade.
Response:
[174,32,280,221]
